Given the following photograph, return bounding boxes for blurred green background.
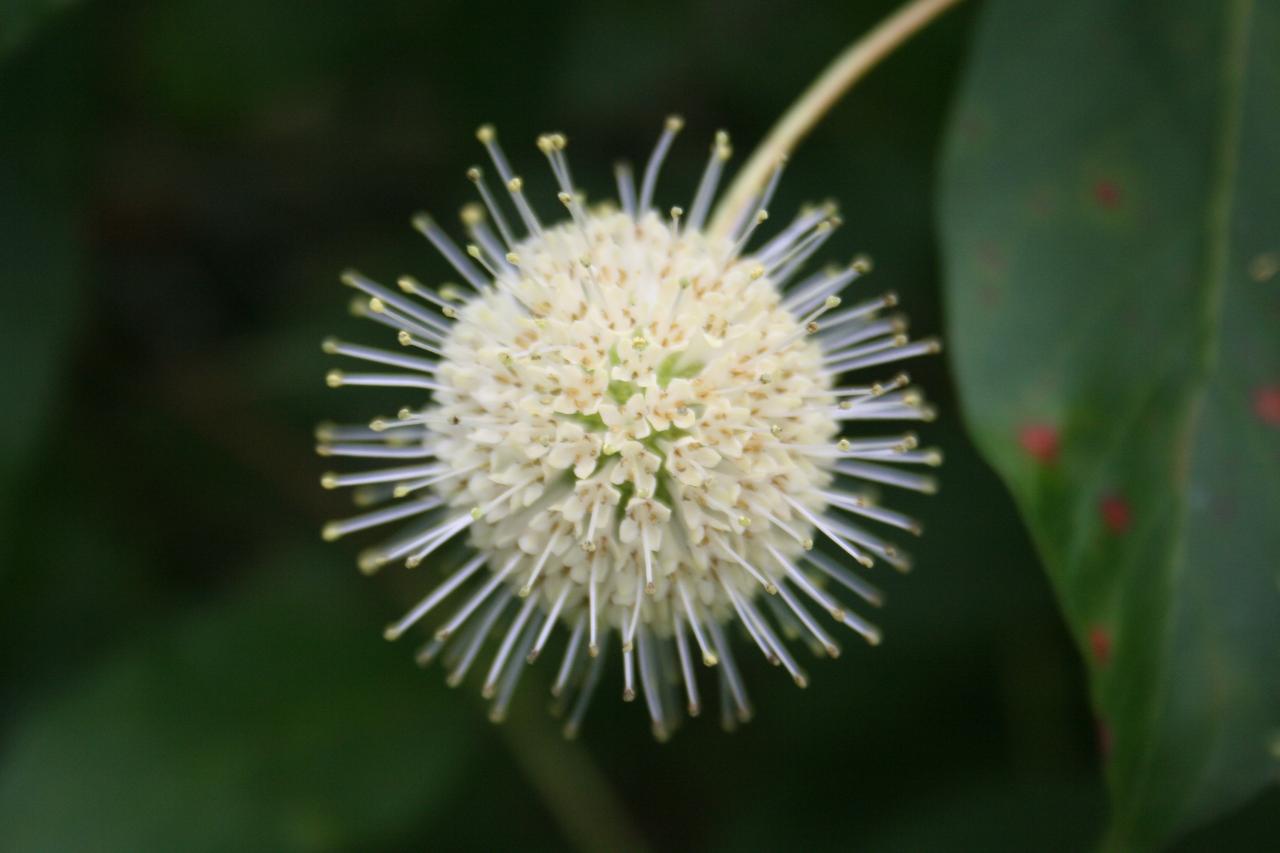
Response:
[0,1,1274,850]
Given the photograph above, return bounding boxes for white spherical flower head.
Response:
[319,118,941,739]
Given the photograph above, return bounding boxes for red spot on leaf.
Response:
[1100,493,1131,534]
[1088,626,1112,667]
[1018,423,1059,463]
[1255,385,1280,427]
[1096,718,1113,761]
[1028,186,1056,218]
[978,240,1007,275]
[1212,493,1238,523]
[1093,180,1122,209]
[958,115,988,146]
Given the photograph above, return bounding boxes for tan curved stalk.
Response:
[708,0,966,238]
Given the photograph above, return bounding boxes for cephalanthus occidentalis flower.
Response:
[318,116,941,739]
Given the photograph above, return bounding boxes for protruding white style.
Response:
[319,117,941,740]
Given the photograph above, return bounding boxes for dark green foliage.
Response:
[1,0,1274,850]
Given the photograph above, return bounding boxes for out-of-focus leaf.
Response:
[0,0,76,57]
[858,776,1104,853]
[0,14,83,517]
[1172,785,1280,851]
[0,552,472,852]
[940,1,1280,849]
[135,0,352,128]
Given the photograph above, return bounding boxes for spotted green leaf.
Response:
[939,1,1280,848]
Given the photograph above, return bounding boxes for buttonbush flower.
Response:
[319,119,940,738]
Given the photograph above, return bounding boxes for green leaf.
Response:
[0,554,472,852]
[939,1,1280,848]
[0,0,78,58]
[0,14,84,515]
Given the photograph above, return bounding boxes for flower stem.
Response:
[708,0,966,238]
